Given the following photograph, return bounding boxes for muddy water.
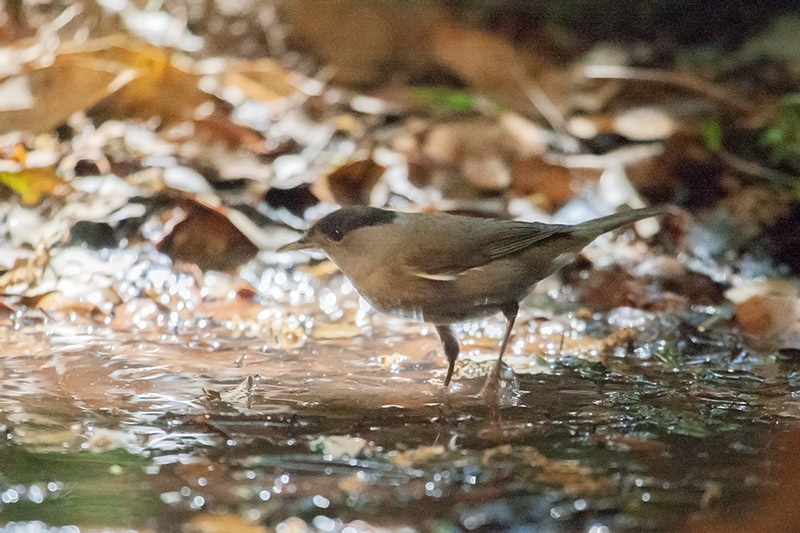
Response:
[1,306,799,532]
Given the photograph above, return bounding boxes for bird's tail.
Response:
[571,205,672,240]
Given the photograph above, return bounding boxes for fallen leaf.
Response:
[278,0,443,85]
[8,143,27,163]
[0,297,15,315]
[313,158,386,206]
[309,435,368,459]
[220,58,298,103]
[192,112,268,154]
[195,296,266,323]
[727,280,800,351]
[0,241,51,291]
[311,322,363,340]
[0,167,71,205]
[20,291,103,320]
[388,445,446,468]
[264,182,320,217]
[185,513,268,533]
[157,199,259,272]
[461,156,510,191]
[431,24,524,100]
[84,36,208,125]
[378,352,408,372]
[483,444,610,495]
[210,374,258,410]
[564,264,649,313]
[0,53,135,134]
[509,156,575,209]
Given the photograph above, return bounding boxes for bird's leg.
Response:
[434,324,460,387]
[492,302,519,382]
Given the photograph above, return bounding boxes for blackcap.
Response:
[279,205,669,387]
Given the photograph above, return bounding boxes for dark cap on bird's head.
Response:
[278,206,397,252]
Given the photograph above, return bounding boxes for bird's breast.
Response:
[348,264,516,324]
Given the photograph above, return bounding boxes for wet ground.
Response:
[1,265,799,532]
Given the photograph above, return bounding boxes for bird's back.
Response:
[332,207,668,324]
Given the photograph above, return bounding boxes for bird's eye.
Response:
[332,228,343,241]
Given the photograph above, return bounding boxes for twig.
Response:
[584,65,755,116]
[718,149,798,186]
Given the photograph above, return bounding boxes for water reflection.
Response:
[0,310,798,531]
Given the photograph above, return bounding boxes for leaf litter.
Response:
[2,2,800,532]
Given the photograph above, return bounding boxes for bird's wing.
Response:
[404,218,564,279]
[479,221,563,260]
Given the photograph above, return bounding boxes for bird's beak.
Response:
[277,235,315,252]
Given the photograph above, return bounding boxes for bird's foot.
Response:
[479,362,519,405]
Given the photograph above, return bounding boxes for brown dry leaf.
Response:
[0,297,15,316]
[338,472,369,495]
[626,135,716,205]
[523,333,605,362]
[0,167,71,205]
[509,156,574,210]
[424,121,503,164]
[157,199,259,272]
[87,38,207,125]
[719,186,793,239]
[388,445,446,468]
[483,444,610,495]
[216,374,257,408]
[431,24,524,100]
[0,36,296,135]
[430,23,569,123]
[8,143,27,163]
[461,156,510,191]
[0,241,50,291]
[500,112,551,158]
[422,120,516,193]
[265,182,320,217]
[0,51,135,134]
[311,322,363,340]
[278,0,443,85]
[378,352,408,371]
[601,327,639,358]
[727,280,800,351]
[185,513,268,533]
[20,291,103,319]
[220,58,298,102]
[566,265,649,313]
[192,113,268,154]
[313,158,386,206]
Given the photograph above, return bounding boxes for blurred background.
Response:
[2,2,800,532]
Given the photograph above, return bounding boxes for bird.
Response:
[279,205,669,388]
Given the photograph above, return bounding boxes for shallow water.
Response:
[2,299,800,533]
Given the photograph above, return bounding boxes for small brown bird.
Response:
[280,205,669,387]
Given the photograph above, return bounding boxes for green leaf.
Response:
[702,117,723,152]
